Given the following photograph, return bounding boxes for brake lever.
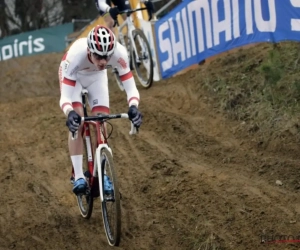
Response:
[129,122,138,135]
[71,131,78,140]
[113,20,118,27]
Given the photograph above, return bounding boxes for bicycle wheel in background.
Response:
[100,148,121,246]
[130,28,154,89]
[112,68,125,91]
[113,33,130,92]
[76,129,94,219]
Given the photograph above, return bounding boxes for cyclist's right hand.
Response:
[66,110,81,133]
[128,105,142,128]
[109,6,120,20]
[144,1,154,20]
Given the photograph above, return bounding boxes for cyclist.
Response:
[58,25,143,195]
[94,0,154,31]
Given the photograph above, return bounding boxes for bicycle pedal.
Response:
[104,195,115,202]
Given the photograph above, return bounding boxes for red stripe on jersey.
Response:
[92,106,110,114]
[62,52,68,61]
[120,71,133,82]
[62,102,72,110]
[128,97,140,104]
[63,77,76,86]
[72,102,82,108]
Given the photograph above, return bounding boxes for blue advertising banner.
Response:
[0,23,74,61]
[154,0,300,79]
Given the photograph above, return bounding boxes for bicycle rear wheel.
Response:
[130,28,154,89]
[100,148,121,246]
[112,68,125,91]
[76,133,94,219]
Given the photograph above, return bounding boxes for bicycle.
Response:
[113,7,154,90]
[70,89,137,246]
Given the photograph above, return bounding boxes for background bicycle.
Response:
[112,7,154,90]
[70,89,137,246]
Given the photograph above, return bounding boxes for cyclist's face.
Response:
[90,51,111,70]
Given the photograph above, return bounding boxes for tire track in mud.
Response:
[1,54,300,250]
[112,80,300,249]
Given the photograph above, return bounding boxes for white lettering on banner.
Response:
[169,14,185,65]
[2,45,13,60]
[245,0,253,35]
[19,41,28,56]
[13,40,19,56]
[0,36,45,61]
[181,7,191,59]
[291,0,300,31]
[158,0,279,73]
[245,0,276,34]
[232,0,240,38]
[212,0,232,46]
[33,38,45,52]
[188,0,212,54]
[158,22,173,71]
[254,0,276,32]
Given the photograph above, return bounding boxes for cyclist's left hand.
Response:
[128,105,143,128]
[109,6,120,20]
[66,110,81,133]
[144,1,154,21]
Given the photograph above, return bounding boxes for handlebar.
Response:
[118,7,148,16]
[82,113,129,121]
[71,113,137,140]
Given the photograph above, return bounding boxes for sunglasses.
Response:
[91,53,110,60]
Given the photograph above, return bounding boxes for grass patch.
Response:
[200,42,300,151]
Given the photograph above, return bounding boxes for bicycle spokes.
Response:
[130,29,153,88]
[100,148,121,246]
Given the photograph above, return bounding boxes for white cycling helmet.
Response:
[87,25,116,57]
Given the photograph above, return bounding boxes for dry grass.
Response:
[199,42,300,152]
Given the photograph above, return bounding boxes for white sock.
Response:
[71,155,84,181]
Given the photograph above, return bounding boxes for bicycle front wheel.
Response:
[130,28,154,89]
[76,132,94,219]
[100,148,121,246]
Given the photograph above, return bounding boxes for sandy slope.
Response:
[0,52,300,250]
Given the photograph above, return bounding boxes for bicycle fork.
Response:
[95,144,113,202]
[84,124,94,178]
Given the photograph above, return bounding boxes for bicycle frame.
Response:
[73,89,136,202]
[83,118,110,202]
[116,8,148,65]
[71,89,137,245]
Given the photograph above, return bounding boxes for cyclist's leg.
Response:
[59,60,85,183]
[68,83,86,186]
[58,59,87,194]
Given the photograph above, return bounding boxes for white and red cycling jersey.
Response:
[95,0,131,15]
[58,37,140,115]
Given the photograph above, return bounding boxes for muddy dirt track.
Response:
[0,52,300,250]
